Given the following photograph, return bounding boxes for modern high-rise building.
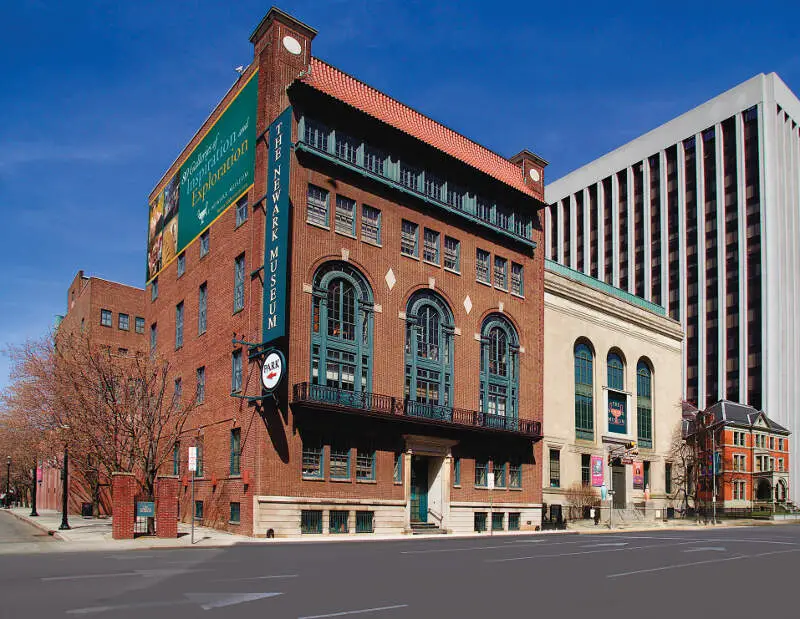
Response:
[544,72,800,498]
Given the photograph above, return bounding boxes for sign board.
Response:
[136,501,155,518]
[633,462,644,489]
[591,455,604,487]
[487,472,495,490]
[261,349,285,392]
[188,446,197,473]
[621,457,634,465]
[262,106,293,344]
[147,73,258,282]
[608,393,627,434]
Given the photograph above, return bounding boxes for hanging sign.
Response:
[188,446,197,473]
[262,106,293,344]
[633,462,644,489]
[608,393,627,434]
[261,349,285,392]
[591,455,604,487]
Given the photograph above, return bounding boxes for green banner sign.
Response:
[262,106,292,344]
[147,73,258,282]
[608,393,627,434]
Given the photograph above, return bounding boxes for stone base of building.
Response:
[254,495,542,537]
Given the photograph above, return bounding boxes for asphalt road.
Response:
[1,516,799,618]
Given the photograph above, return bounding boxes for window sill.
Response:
[509,487,523,491]
[175,345,183,351]
[100,324,112,328]
[356,479,377,484]
[494,285,509,293]
[401,252,420,261]
[335,230,357,240]
[233,308,244,316]
[302,476,325,482]
[228,520,241,525]
[393,481,403,486]
[475,485,488,490]
[423,260,441,268]
[330,477,352,483]
[230,474,241,479]
[307,220,330,231]
[476,279,492,288]
[444,267,461,276]
[453,484,461,489]
[362,239,382,248]
[511,292,525,299]
[235,220,248,230]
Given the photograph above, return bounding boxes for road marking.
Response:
[67,592,282,615]
[402,540,578,554]
[106,554,156,560]
[503,539,547,544]
[298,604,408,619]
[581,542,628,548]
[683,547,726,553]
[616,535,799,545]
[218,574,298,582]
[607,547,800,579]
[44,568,201,582]
[487,541,700,563]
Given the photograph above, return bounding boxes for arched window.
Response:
[311,262,374,393]
[607,352,625,390]
[636,360,653,448]
[405,292,454,411]
[480,315,520,422]
[574,342,594,440]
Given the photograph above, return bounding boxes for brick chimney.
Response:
[509,149,548,200]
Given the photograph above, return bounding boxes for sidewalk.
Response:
[4,507,255,550]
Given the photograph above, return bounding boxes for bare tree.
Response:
[665,421,697,516]
[1,332,195,514]
[564,482,600,520]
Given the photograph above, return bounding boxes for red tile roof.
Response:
[301,58,537,198]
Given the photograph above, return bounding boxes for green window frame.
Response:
[581,453,591,486]
[474,512,487,532]
[329,510,349,533]
[356,510,374,533]
[393,452,403,483]
[235,195,248,227]
[118,313,129,331]
[198,282,207,334]
[637,360,653,449]
[494,462,507,488]
[231,349,243,393]
[100,308,112,327]
[444,236,460,272]
[607,352,625,390]
[330,445,351,480]
[479,315,520,421]
[135,316,145,334]
[172,442,180,476]
[361,205,381,244]
[199,230,209,257]
[453,457,461,486]
[401,220,419,257]
[511,262,524,296]
[310,262,374,394]
[492,512,504,531]
[194,438,204,477]
[233,253,245,313]
[335,195,356,236]
[194,500,203,520]
[177,252,185,277]
[476,248,490,283]
[575,342,594,440]
[549,449,560,488]
[230,428,241,475]
[230,502,240,523]
[665,462,672,494]
[307,184,329,227]
[302,440,324,479]
[493,256,508,290]
[508,512,521,531]
[175,302,184,348]
[150,323,157,355]
[405,291,454,408]
[356,448,376,481]
[196,366,205,404]
[151,278,158,301]
[509,462,522,488]
[475,460,488,487]
[304,119,329,151]
[423,228,440,264]
[301,510,323,534]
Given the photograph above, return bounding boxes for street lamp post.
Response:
[59,444,70,530]
[30,462,38,517]
[5,456,10,509]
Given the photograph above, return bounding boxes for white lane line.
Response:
[607,547,800,579]
[402,540,578,554]
[218,574,298,582]
[683,547,726,553]
[503,539,546,544]
[581,542,628,548]
[487,540,700,563]
[298,604,408,619]
[43,572,137,582]
[615,535,799,545]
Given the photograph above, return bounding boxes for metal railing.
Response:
[292,382,541,438]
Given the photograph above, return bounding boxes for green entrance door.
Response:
[410,457,428,523]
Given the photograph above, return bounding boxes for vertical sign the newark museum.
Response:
[262,106,292,344]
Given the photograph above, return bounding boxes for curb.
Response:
[1,509,65,540]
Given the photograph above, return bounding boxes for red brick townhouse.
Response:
[145,7,548,537]
[691,400,790,511]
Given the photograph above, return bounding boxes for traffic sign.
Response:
[188,446,197,472]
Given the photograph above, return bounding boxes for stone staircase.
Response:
[410,522,448,535]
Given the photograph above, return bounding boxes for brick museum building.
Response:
[145,8,547,536]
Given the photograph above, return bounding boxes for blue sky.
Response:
[1,0,798,388]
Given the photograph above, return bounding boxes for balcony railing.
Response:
[292,382,541,439]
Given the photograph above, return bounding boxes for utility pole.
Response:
[59,444,70,530]
[30,463,38,517]
[711,427,717,525]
